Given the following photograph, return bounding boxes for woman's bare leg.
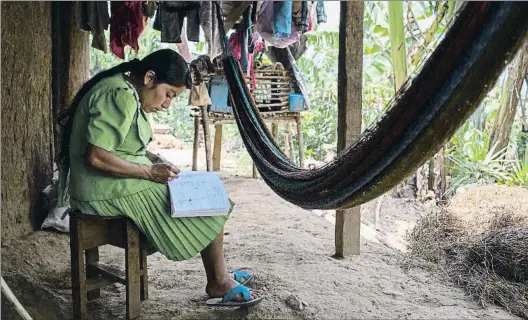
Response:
[200,228,263,300]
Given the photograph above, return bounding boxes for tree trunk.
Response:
[1,2,54,242]
[489,39,528,154]
[410,2,449,66]
[518,76,528,161]
[388,1,407,91]
[335,1,364,257]
[52,2,90,158]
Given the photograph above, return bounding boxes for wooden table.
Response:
[191,108,305,177]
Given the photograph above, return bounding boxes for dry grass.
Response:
[406,201,528,318]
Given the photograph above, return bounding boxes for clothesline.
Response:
[77,1,327,62]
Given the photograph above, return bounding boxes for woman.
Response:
[57,49,264,307]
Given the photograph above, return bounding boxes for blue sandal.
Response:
[231,268,254,285]
[206,284,265,307]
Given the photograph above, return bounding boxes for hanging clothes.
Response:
[307,6,313,32]
[199,1,223,60]
[141,1,157,28]
[109,2,144,59]
[292,1,310,33]
[255,1,299,48]
[153,2,200,43]
[77,1,110,53]
[316,0,327,24]
[142,1,157,18]
[176,20,193,63]
[239,6,251,73]
[272,0,293,40]
[248,35,264,89]
[228,31,242,60]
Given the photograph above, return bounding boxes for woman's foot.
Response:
[206,277,264,302]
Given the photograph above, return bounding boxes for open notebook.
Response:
[167,171,230,218]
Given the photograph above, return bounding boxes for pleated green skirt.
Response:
[70,184,232,261]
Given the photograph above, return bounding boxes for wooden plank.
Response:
[140,237,148,301]
[201,106,213,172]
[284,121,292,159]
[295,115,305,168]
[192,116,200,171]
[335,1,364,258]
[249,80,291,85]
[271,122,279,142]
[252,162,258,179]
[70,215,87,320]
[252,92,291,98]
[213,124,223,171]
[85,247,100,300]
[88,261,126,285]
[253,76,291,81]
[86,276,115,292]
[223,2,251,31]
[255,102,289,108]
[125,222,141,319]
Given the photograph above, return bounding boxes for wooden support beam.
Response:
[284,122,292,159]
[223,2,251,32]
[271,121,279,141]
[295,115,305,168]
[200,107,213,172]
[335,1,364,258]
[192,116,200,171]
[213,124,223,171]
[52,2,89,158]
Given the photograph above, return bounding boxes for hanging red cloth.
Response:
[110,2,145,59]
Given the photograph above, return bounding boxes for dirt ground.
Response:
[1,145,519,320]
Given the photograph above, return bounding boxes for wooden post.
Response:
[200,106,213,172]
[252,163,258,179]
[295,115,305,168]
[213,124,223,171]
[52,2,90,158]
[85,247,100,300]
[192,115,200,171]
[271,121,279,141]
[70,215,88,320]
[139,236,148,301]
[284,121,292,159]
[125,222,141,320]
[335,1,364,257]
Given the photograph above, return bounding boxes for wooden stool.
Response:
[69,210,148,320]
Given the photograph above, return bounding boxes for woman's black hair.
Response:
[56,49,190,170]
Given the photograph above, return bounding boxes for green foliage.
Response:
[445,100,528,194]
[445,122,510,195]
[508,147,528,186]
[297,31,339,160]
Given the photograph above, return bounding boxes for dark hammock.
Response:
[214,2,528,210]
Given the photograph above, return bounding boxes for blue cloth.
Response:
[272,1,293,40]
[316,0,327,24]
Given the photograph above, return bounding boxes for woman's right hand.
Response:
[146,164,178,183]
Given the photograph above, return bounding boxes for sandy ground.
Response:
[1,144,518,320]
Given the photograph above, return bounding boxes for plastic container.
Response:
[209,76,232,113]
[288,93,305,112]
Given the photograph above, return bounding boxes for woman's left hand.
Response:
[168,164,180,175]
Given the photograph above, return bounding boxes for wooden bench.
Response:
[69,210,148,320]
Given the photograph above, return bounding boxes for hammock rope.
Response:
[213,2,528,210]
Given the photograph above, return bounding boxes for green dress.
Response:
[68,73,231,261]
